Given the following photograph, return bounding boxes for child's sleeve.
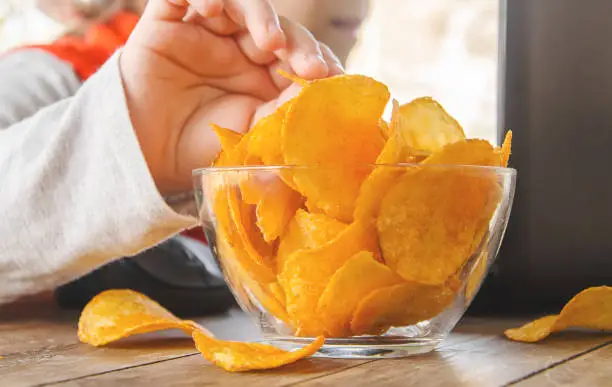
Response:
[0,52,197,304]
[0,49,82,129]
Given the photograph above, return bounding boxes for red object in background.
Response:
[18,11,208,245]
[24,11,139,80]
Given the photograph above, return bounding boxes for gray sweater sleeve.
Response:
[0,49,82,129]
[0,52,196,304]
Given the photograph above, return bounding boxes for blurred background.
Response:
[0,0,500,144]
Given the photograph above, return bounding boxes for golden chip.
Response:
[247,103,290,166]
[212,124,243,152]
[276,68,309,87]
[422,139,501,167]
[276,209,348,273]
[317,251,404,337]
[227,187,275,267]
[79,289,320,372]
[394,97,465,153]
[464,250,489,303]
[350,279,460,336]
[214,187,276,283]
[281,219,379,336]
[354,100,433,221]
[353,167,399,221]
[255,176,303,242]
[379,118,391,140]
[216,226,288,323]
[282,75,389,222]
[211,124,244,167]
[193,331,324,372]
[505,286,612,342]
[497,130,513,167]
[377,167,501,285]
[78,289,203,347]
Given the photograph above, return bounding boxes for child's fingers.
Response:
[279,17,329,80]
[319,43,344,76]
[224,0,286,52]
[144,0,189,21]
[193,0,225,17]
[198,13,242,35]
[236,31,278,65]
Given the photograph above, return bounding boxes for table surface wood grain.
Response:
[1,297,610,387]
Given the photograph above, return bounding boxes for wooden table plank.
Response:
[3,302,610,387]
[514,342,612,387]
[47,332,478,387]
[44,317,598,387]
[291,332,612,387]
[34,318,485,387]
[0,308,259,387]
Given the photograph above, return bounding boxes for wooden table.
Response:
[1,297,610,387]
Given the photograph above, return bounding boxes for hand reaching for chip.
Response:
[120,0,343,196]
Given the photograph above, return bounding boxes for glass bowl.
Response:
[193,164,516,359]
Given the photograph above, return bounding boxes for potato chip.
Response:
[497,130,513,167]
[317,251,404,337]
[354,100,435,221]
[193,331,324,372]
[216,227,288,323]
[239,175,266,205]
[422,139,502,167]
[281,219,379,336]
[394,97,465,153]
[378,167,502,285]
[464,250,489,303]
[353,167,399,221]
[282,75,389,222]
[379,119,391,139]
[247,103,290,166]
[212,124,243,152]
[78,289,202,347]
[211,124,244,167]
[255,176,303,242]
[276,68,309,87]
[350,279,460,336]
[79,289,320,372]
[214,188,276,283]
[276,209,348,273]
[226,188,275,267]
[505,286,612,343]
[352,131,410,221]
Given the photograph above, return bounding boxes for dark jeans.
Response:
[55,237,235,317]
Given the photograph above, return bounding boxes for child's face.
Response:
[39,0,368,63]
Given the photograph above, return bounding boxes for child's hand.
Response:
[120,0,343,196]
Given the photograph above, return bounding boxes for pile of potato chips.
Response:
[78,73,611,372]
[207,74,512,338]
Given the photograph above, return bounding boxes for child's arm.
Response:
[0,54,196,304]
[0,49,81,128]
[0,0,342,304]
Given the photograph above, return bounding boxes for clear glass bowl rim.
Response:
[193,163,517,176]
